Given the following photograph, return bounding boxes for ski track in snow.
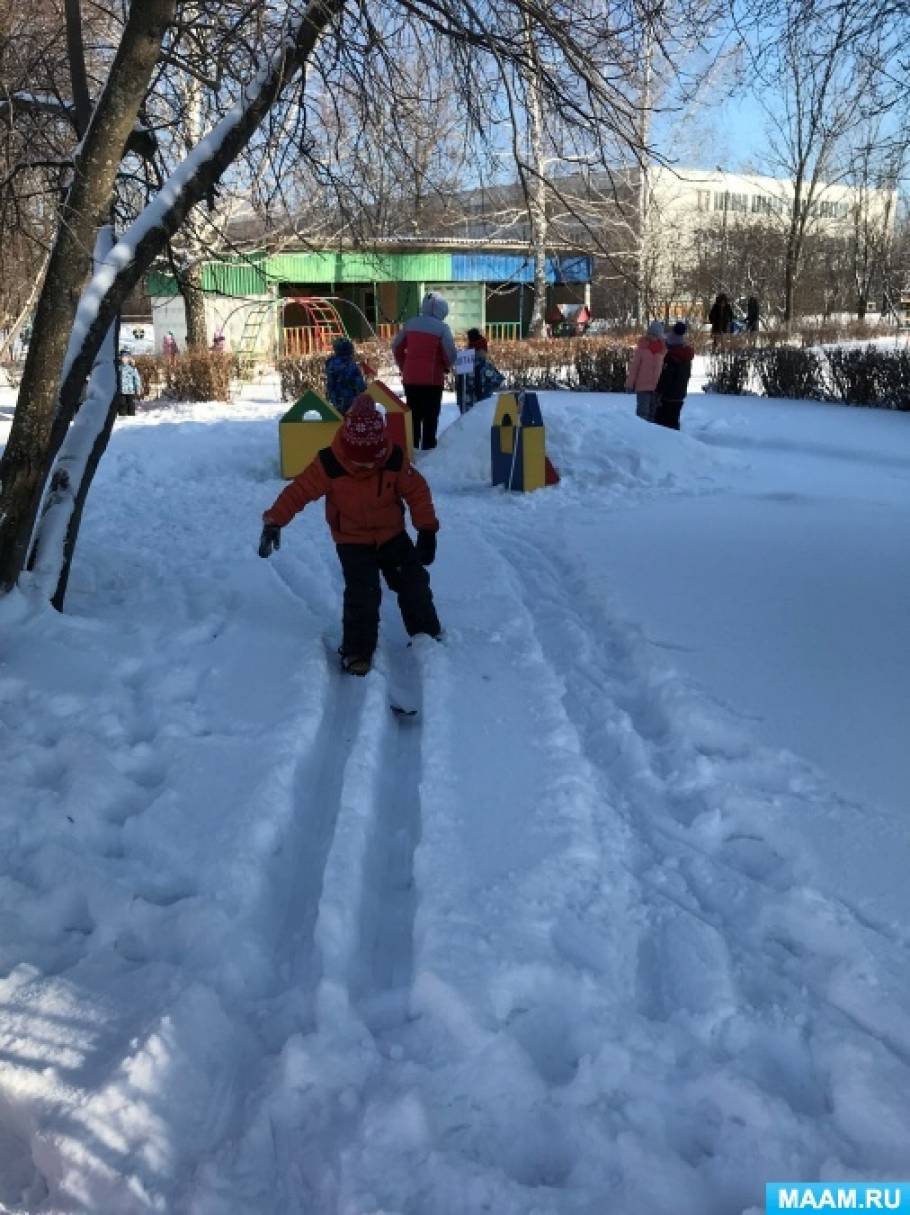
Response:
[483,517,910,1198]
[0,390,909,1212]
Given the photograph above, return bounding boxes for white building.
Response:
[640,166,896,306]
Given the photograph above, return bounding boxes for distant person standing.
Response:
[708,293,733,346]
[655,322,694,430]
[162,330,179,363]
[745,296,760,333]
[391,292,457,450]
[118,352,142,417]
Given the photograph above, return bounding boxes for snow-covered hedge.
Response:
[705,344,910,409]
[276,354,327,401]
[754,346,827,400]
[491,337,634,392]
[133,351,238,402]
[703,347,753,395]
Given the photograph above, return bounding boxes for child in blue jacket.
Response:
[118,353,142,417]
[325,337,367,414]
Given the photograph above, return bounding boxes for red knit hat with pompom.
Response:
[340,395,388,463]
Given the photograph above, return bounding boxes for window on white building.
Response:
[713,190,748,213]
[696,189,711,211]
[752,194,785,216]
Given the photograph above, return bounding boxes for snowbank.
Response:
[0,382,907,1211]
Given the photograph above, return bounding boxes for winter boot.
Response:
[340,653,371,677]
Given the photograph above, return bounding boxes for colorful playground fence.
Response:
[485,322,522,343]
[282,326,338,356]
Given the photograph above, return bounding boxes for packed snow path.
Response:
[0,386,908,1213]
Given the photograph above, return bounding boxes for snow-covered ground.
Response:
[0,374,909,1213]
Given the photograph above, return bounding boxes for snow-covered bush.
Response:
[702,343,908,409]
[492,338,577,390]
[276,354,326,401]
[491,336,637,392]
[161,351,238,402]
[704,348,753,394]
[573,344,632,391]
[874,348,910,410]
[754,346,826,400]
[133,354,162,399]
[825,346,887,406]
[825,346,910,410]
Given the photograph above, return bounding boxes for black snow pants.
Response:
[654,398,683,430]
[336,531,441,659]
[404,384,443,450]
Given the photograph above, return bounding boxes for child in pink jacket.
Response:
[625,320,666,422]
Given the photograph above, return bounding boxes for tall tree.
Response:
[754,0,886,321]
[0,0,177,592]
[845,120,907,319]
[1,0,738,606]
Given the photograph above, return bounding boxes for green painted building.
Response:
[147,245,593,356]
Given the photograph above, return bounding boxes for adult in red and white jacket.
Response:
[625,320,667,423]
[392,292,458,450]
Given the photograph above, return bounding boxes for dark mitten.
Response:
[258,523,281,558]
[415,529,436,566]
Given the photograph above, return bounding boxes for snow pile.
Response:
[0,383,907,1212]
[430,390,744,497]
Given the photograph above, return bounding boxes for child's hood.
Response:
[638,336,665,354]
[421,292,449,320]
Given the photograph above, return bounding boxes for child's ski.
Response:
[385,640,421,720]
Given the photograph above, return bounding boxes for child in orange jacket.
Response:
[625,320,667,422]
[259,396,441,675]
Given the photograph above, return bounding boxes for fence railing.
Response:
[376,323,402,342]
[282,326,337,356]
[485,322,522,342]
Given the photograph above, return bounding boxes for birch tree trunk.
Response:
[636,24,654,325]
[178,29,210,349]
[525,32,548,339]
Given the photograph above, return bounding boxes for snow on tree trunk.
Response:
[526,63,548,339]
[518,12,549,341]
[0,0,178,595]
[635,26,654,326]
[51,1,343,411]
[0,0,344,602]
[28,227,119,609]
[179,45,210,350]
